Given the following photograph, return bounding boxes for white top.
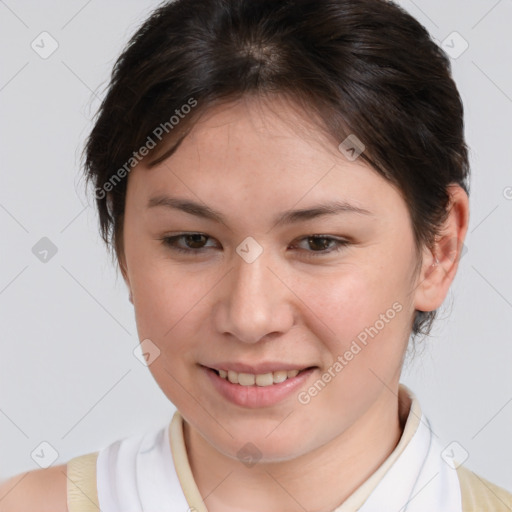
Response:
[95,385,463,512]
[97,423,189,512]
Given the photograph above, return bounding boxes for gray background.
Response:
[1,0,511,494]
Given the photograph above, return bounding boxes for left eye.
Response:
[160,233,349,257]
[292,235,349,255]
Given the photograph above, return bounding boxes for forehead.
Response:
[170,95,347,168]
[126,96,406,225]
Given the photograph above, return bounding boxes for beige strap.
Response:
[169,411,208,512]
[67,452,100,512]
[457,465,512,511]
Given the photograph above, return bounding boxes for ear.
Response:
[414,184,469,313]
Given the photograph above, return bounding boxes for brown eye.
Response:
[307,236,334,251]
[160,233,217,254]
[292,235,350,258]
[182,234,208,249]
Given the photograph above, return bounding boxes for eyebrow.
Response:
[147,195,374,227]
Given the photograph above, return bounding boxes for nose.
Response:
[213,249,295,344]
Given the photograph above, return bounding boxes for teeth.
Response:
[255,373,273,386]
[216,368,304,386]
[238,373,255,386]
[273,370,288,383]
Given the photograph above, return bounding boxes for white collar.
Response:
[331,385,462,511]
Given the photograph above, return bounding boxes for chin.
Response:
[213,427,312,464]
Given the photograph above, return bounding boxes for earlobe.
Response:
[413,184,469,313]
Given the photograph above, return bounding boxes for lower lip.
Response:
[202,366,316,408]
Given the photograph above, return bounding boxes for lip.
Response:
[201,364,317,408]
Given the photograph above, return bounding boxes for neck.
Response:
[184,386,409,512]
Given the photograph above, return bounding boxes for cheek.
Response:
[294,261,411,369]
[133,271,201,340]
[298,266,404,333]
[129,260,208,399]
[125,240,189,337]
[128,254,221,365]
[293,270,409,425]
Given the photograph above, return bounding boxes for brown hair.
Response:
[83,0,470,339]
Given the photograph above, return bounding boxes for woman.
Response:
[1,0,510,510]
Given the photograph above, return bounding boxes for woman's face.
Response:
[120,96,422,462]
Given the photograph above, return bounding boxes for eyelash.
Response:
[159,233,350,259]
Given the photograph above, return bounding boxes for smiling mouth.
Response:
[209,367,315,387]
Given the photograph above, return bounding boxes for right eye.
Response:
[159,233,219,254]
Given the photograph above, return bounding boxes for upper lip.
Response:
[203,362,314,374]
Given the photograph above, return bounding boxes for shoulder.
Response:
[0,464,68,512]
[457,465,512,511]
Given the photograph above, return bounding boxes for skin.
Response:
[118,94,469,512]
[0,465,68,512]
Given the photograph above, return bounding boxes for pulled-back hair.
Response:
[83,0,470,338]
